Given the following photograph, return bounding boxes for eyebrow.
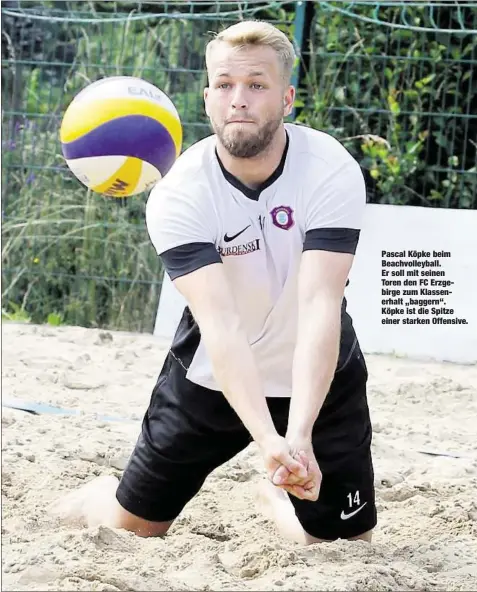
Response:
[215,71,266,78]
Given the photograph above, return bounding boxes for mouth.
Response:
[227,119,255,124]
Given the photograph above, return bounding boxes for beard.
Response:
[211,114,283,158]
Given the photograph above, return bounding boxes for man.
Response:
[55,19,376,545]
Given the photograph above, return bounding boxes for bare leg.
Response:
[49,475,172,538]
[255,480,309,544]
[255,480,373,545]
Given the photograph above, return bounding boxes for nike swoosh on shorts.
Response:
[340,502,368,520]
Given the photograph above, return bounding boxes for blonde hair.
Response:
[205,20,297,83]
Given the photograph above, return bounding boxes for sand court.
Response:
[2,322,476,591]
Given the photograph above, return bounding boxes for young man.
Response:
[55,20,376,545]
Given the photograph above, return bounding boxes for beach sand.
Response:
[2,322,476,591]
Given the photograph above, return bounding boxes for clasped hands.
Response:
[259,433,322,501]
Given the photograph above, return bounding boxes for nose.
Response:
[231,85,248,110]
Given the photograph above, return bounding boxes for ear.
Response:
[283,86,295,117]
[203,87,210,117]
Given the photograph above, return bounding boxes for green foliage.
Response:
[47,312,63,326]
[2,302,31,323]
[2,125,162,330]
[296,2,476,209]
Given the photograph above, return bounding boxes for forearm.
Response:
[287,297,342,440]
[199,313,277,447]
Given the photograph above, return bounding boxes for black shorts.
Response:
[116,317,377,541]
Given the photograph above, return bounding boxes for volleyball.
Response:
[60,76,182,197]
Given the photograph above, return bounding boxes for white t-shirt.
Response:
[146,123,366,397]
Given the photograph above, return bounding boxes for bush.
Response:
[295,2,477,209]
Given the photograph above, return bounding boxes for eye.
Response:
[218,82,230,89]
[251,83,264,90]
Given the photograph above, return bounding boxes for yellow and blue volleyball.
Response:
[60,76,182,197]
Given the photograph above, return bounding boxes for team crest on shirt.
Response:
[270,206,294,230]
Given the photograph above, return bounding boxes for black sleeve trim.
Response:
[160,242,222,280]
[303,228,360,255]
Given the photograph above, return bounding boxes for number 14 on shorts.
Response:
[341,490,367,520]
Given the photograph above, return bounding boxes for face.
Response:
[204,44,295,158]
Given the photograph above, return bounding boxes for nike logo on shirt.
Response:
[340,502,367,520]
[224,225,251,243]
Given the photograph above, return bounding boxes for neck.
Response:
[216,125,287,190]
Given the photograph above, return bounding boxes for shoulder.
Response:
[286,123,361,178]
[146,135,216,216]
[145,136,220,254]
[168,134,217,180]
